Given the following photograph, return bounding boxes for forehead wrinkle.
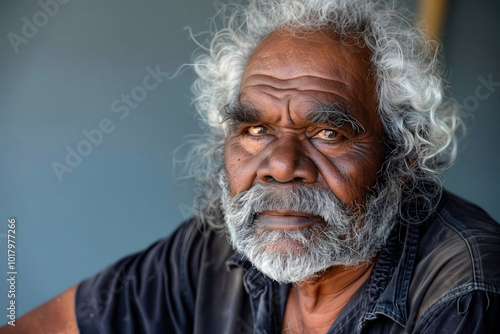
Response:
[243,91,293,126]
[243,83,361,112]
[244,83,362,117]
[241,74,350,91]
[241,77,364,111]
[286,98,298,126]
[238,93,312,129]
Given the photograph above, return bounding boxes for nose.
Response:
[256,134,318,183]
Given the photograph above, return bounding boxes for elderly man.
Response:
[4,0,500,333]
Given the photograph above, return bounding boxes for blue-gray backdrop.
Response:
[0,0,499,323]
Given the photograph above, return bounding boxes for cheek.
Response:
[307,142,385,205]
[335,152,381,189]
[224,139,262,196]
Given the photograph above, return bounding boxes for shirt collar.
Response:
[360,222,420,328]
[226,252,252,272]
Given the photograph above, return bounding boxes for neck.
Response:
[282,260,375,334]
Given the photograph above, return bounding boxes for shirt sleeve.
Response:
[413,289,500,333]
[74,219,202,334]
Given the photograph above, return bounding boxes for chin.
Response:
[262,237,308,256]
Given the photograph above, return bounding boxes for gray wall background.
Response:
[0,0,499,323]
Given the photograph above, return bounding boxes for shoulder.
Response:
[408,190,500,330]
[418,190,500,286]
[75,218,233,333]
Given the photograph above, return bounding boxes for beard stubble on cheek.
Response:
[218,170,399,283]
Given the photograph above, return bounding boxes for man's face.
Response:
[221,30,391,283]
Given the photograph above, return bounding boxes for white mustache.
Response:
[228,183,355,227]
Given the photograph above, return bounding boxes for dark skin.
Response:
[224,30,385,205]
[224,29,386,333]
[0,29,386,334]
[282,262,375,333]
[0,285,78,333]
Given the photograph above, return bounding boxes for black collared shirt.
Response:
[75,191,500,333]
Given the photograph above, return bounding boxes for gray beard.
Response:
[219,172,400,284]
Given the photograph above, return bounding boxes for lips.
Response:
[255,210,324,230]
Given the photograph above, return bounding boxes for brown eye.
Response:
[313,129,341,141]
[246,126,268,136]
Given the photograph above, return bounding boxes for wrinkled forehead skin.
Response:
[239,28,381,130]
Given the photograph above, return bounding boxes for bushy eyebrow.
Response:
[221,98,365,136]
[305,102,365,136]
[220,96,261,130]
